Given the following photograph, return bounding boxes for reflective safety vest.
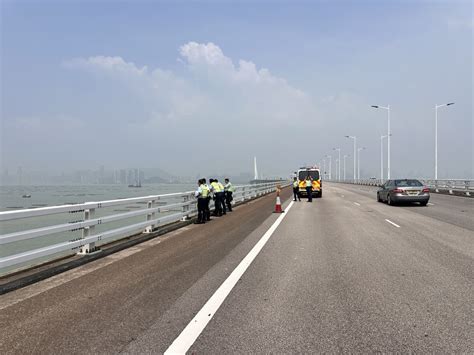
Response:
[200,184,210,198]
[211,182,222,193]
[218,182,225,191]
[305,179,312,187]
[225,182,235,192]
[293,181,299,188]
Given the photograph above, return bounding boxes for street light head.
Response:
[447,102,455,106]
[371,105,379,108]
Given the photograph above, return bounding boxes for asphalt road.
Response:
[0,184,472,353]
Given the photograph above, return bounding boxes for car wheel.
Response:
[420,201,428,206]
[377,192,382,202]
[387,194,394,206]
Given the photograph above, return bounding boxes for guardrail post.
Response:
[78,208,97,254]
[144,199,156,233]
[181,195,190,221]
[242,187,246,201]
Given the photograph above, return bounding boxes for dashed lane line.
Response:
[353,202,361,206]
[164,201,295,354]
[385,219,401,228]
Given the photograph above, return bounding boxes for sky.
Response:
[1,0,473,180]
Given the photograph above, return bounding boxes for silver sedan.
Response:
[377,179,430,206]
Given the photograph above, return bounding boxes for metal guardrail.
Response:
[0,182,288,275]
[327,179,473,195]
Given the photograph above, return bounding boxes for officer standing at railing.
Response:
[224,178,235,212]
[194,179,207,224]
[209,179,221,216]
[202,178,211,221]
[217,179,227,215]
[210,179,226,216]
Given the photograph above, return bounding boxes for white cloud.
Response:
[180,42,233,68]
[64,56,148,76]
[64,42,315,128]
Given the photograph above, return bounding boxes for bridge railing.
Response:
[0,182,288,276]
[327,179,473,196]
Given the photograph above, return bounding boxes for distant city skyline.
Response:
[0,164,263,186]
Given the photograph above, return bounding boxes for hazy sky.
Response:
[1,0,472,179]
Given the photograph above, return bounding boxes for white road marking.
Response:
[165,201,295,354]
[428,203,434,206]
[353,202,361,206]
[385,219,401,228]
[341,195,345,198]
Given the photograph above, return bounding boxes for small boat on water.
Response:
[22,194,32,198]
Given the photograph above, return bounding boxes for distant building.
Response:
[119,169,127,184]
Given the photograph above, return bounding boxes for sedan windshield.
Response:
[394,179,423,187]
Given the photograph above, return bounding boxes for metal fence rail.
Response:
[328,179,473,196]
[0,182,287,275]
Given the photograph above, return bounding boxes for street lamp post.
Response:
[322,158,326,179]
[345,135,357,181]
[357,147,366,180]
[380,135,388,181]
[343,154,349,181]
[435,103,455,180]
[325,155,332,180]
[372,105,391,178]
[333,147,341,181]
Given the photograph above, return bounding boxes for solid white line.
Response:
[164,201,295,354]
[427,203,434,206]
[353,202,361,206]
[385,219,401,228]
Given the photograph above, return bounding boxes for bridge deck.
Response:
[0,184,472,353]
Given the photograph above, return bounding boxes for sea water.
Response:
[0,184,195,275]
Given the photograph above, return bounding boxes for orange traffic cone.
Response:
[273,195,284,213]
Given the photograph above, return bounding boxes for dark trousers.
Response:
[306,187,312,202]
[205,198,211,220]
[293,188,301,201]
[217,192,226,214]
[197,198,207,223]
[213,194,223,216]
[225,191,233,211]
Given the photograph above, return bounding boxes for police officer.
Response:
[213,178,226,215]
[210,179,223,216]
[194,179,206,224]
[217,179,227,215]
[202,178,211,221]
[224,178,235,211]
[292,177,301,201]
[305,175,313,202]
